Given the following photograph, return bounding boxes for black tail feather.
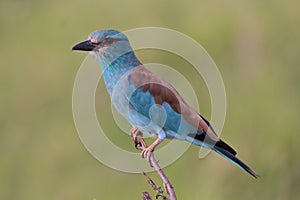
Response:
[193,134,237,156]
[214,145,260,178]
[191,132,259,178]
[215,139,237,156]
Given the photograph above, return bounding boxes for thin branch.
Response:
[142,171,167,200]
[142,192,152,200]
[130,128,177,200]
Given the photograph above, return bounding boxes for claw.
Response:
[130,127,143,149]
[141,146,154,163]
[130,127,164,167]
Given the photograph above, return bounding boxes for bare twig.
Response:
[130,128,177,200]
[142,171,167,200]
[142,192,152,200]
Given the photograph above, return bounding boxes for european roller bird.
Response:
[72,29,259,178]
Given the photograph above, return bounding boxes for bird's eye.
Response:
[104,38,115,44]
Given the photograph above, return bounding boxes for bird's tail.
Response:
[187,134,259,178]
[213,141,260,178]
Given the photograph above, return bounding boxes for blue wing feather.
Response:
[128,86,198,139]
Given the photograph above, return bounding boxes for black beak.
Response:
[72,40,97,51]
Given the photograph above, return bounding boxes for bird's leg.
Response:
[141,129,166,162]
[141,137,164,162]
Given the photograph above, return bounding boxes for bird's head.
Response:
[72,29,132,57]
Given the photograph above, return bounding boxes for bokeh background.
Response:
[1,0,300,199]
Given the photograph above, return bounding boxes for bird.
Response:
[72,29,259,178]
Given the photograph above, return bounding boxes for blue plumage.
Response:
[72,29,259,178]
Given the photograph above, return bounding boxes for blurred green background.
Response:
[1,0,300,199]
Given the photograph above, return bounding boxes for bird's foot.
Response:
[130,127,143,150]
[141,145,155,163]
[141,137,164,164]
